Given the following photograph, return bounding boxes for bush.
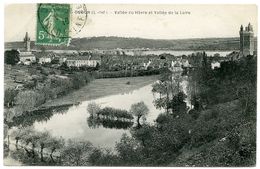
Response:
[4,89,18,107]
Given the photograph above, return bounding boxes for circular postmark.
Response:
[37,3,87,39]
[70,4,88,37]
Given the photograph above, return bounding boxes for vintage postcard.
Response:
[3,3,257,167]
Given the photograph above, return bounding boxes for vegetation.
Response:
[85,55,256,166]
[96,107,134,120]
[87,102,101,116]
[61,139,93,166]
[86,103,134,129]
[8,127,65,165]
[4,66,94,126]
[88,104,134,121]
[4,89,18,107]
[5,49,20,65]
[93,69,161,78]
[152,68,186,116]
[4,52,256,166]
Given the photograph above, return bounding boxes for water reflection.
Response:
[87,116,134,129]
[9,105,72,127]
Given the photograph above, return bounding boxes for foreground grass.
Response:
[42,75,159,107]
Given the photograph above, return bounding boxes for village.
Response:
[5,31,239,76]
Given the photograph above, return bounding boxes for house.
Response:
[143,60,151,70]
[19,51,36,64]
[39,56,52,64]
[211,61,221,69]
[170,60,183,73]
[181,59,191,68]
[38,53,56,64]
[66,55,101,67]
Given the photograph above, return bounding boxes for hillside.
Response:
[171,100,256,167]
[5,36,255,51]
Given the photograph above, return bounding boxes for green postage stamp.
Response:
[36,4,71,45]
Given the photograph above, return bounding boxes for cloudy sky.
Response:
[4,4,257,42]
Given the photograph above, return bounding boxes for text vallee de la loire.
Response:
[113,10,191,15]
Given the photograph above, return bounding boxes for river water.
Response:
[32,76,189,149]
[124,50,233,57]
[33,84,161,149]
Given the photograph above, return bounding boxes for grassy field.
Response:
[42,75,159,108]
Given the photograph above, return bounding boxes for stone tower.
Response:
[24,32,31,52]
[239,23,254,56]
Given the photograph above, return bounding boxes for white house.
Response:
[19,51,36,64]
[39,56,52,64]
[66,55,101,67]
[211,61,220,69]
[182,60,191,67]
[170,60,183,73]
[143,60,151,70]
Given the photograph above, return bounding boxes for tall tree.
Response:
[130,101,149,128]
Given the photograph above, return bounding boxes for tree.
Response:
[18,127,39,158]
[38,131,52,162]
[170,91,187,116]
[88,148,119,166]
[61,139,93,166]
[60,62,69,70]
[49,137,65,163]
[152,69,182,114]
[87,102,101,116]
[130,124,153,147]
[115,133,143,165]
[4,49,20,65]
[130,101,149,128]
[10,127,24,150]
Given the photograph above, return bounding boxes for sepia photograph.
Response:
[2,2,258,167]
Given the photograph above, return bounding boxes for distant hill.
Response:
[5,36,257,51]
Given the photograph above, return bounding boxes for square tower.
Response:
[239,23,254,56]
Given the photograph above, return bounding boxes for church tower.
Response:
[239,23,254,56]
[24,32,31,52]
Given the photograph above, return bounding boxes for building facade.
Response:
[66,56,101,67]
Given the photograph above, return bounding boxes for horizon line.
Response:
[4,35,251,43]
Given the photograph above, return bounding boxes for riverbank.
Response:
[41,75,159,108]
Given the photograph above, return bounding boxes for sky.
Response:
[4,4,258,42]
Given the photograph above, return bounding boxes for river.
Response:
[2,75,189,154]
[124,50,234,57]
[32,75,189,149]
[33,84,161,149]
